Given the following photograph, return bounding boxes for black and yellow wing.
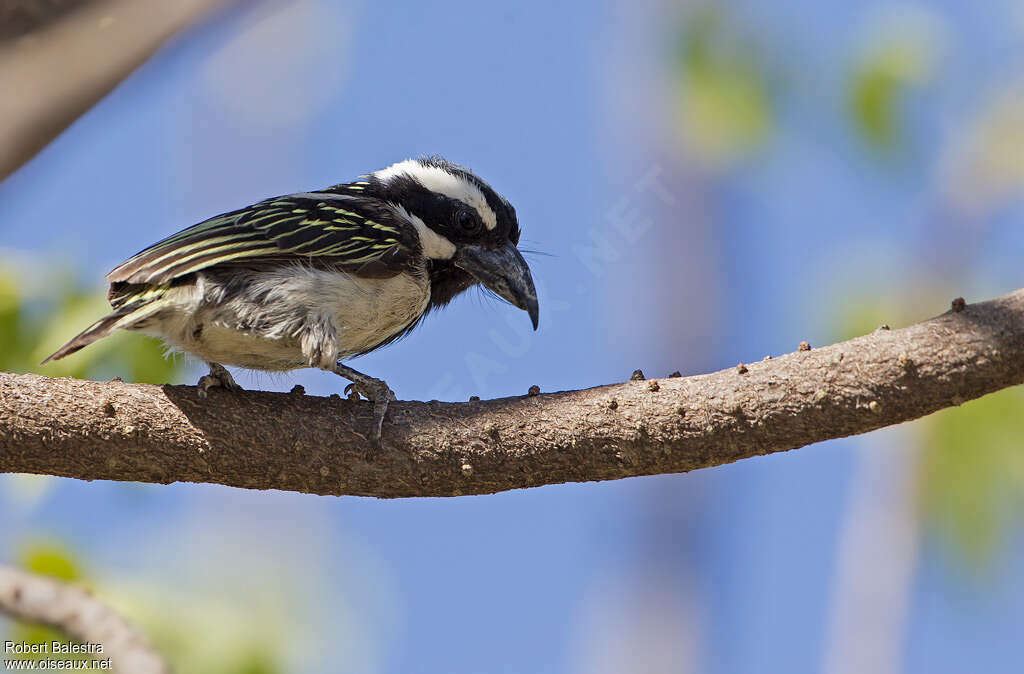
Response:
[43,188,421,363]
[107,190,416,287]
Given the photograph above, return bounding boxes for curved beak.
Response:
[455,243,539,329]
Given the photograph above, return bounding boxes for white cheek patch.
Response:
[375,159,498,230]
[392,204,456,260]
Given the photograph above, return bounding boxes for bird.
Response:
[42,156,539,448]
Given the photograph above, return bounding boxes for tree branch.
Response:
[0,0,237,180]
[2,291,1023,498]
[0,564,169,673]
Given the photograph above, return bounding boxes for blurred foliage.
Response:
[847,9,939,152]
[828,290,906,343]
[943,89,1024,216]
[0,257,183,383]
[672,6,774,169]
[9,540,92,664]
[147,611,283,674]
[919,390,1024,569]
[6,537,285,673]
[17,539,84,583]
[848,45,924,151]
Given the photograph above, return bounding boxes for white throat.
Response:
[391,204,456,260]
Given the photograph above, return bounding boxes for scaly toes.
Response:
[197,375,218,400]
[369,382,394,451]
[340,379,394,451]
[197,366,241,400]
[344,379,394,403]
[212,365,242,391]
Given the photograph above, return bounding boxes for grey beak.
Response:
[455,243,539,330]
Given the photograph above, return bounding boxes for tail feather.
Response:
[41,313,126,364]
[41,302,165,364]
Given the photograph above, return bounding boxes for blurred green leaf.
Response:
[0,254,186,384]
[0,271,34,371]
[846,10,939,151]
[848,45,922,150]
[829,293,905,342]
[120,333,184,386]
[673,6,774,168]
[850,61,901,150]
[17,539,85,583]
[8,623,88,663]
[10,540,90,662]
[231,648,281,674]
[919,388,1024,568]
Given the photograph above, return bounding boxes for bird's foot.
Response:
[333,363,396,451]
[197,362,242,400]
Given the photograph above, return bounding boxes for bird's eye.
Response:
[455,209,480,234]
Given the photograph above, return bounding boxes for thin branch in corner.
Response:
[0,564,169,673]
[2,289,1024,498]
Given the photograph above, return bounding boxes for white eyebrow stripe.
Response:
[392,204,456,260]
[374,160,498,230]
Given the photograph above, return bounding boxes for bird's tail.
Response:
[41,301,165,364]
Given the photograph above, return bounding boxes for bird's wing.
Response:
[107,192,416,286]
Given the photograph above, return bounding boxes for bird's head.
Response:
[370,157,539,329]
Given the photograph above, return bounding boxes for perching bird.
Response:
[43,157,539,447]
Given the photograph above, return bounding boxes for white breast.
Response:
[143,266,431,371]
[321,270,431,356]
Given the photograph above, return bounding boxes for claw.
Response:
[332,362,395,451]
[351,380,394,450]
[197,363,241,400]
[366,382,396,450]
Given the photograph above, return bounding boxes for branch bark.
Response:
[2,291,1023,498]
[0,564,169,673]
[0,0,237,180]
